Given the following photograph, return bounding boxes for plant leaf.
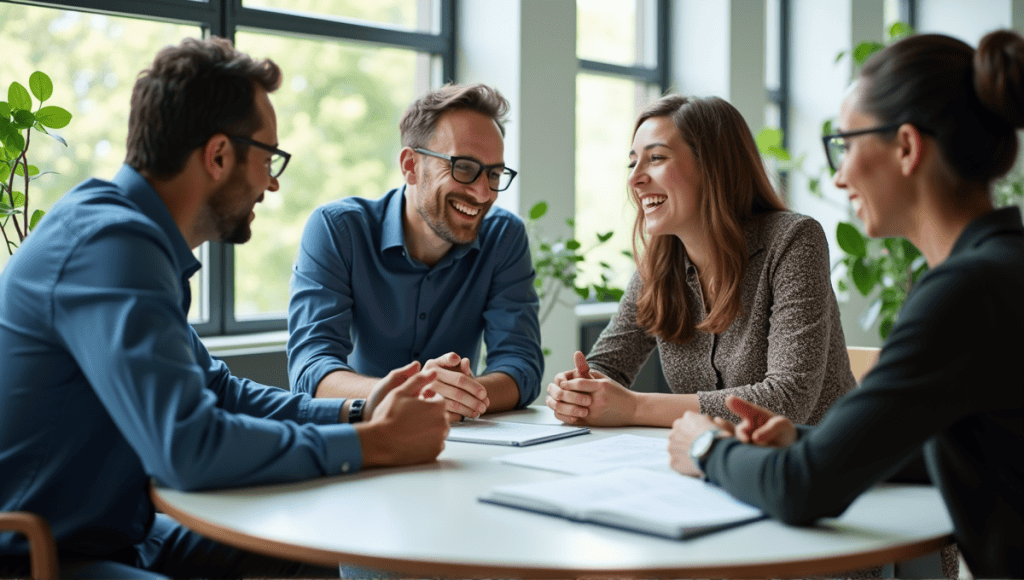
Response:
[853,41,885,65]
[12,109,34,129]
[11,191,25,207]
[888,22,914,41]
[573,286,589,300]
[0,101,11,118]
[755,127,784,153]
[8,82,32,111]
[597,231,613,242]
[29,209,45,230]
[528,201,548,220]
[35,106,71,129]
[29,72,53,103]
[821,119,833,136]
[836,222,867,257]
[565,239,581,251]
[835,50,846,63]
[3,131,25,155]
[852,257,874,296]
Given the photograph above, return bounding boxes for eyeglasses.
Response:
[229,135,291,178]
[414,148,518,192]
[821,123,901,172]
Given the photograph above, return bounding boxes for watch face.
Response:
[690,429,719,463]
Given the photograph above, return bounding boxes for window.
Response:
[1,0,453,335]
[575,0,668,292]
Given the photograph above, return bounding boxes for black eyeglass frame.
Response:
[414,148,518,191]
[820,123,902,172]
[228,135,292,178]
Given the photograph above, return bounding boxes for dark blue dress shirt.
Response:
[0,165,358,558]
[287,186,542,406]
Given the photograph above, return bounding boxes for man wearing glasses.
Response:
[288,84,543,423]
[0,37,448,579]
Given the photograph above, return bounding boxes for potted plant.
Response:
[1,71,72,256]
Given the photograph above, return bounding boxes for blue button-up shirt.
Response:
[0,166,359,557]
[288,186,542,405]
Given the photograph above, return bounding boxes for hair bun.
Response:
[974,29,1024,128]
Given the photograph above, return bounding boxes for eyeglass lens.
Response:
[451,158,513,191]
[826,137,845,171]
[270,154,287,178]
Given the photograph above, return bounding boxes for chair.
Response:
[0,512,59,580]
[847,346,881,384]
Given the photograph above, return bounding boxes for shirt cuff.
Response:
[318,423,363,474]
[299,395,346,425]
[486,364,537,408]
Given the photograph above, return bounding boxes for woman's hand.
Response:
[725,395,797,447]
[545,351,639,426]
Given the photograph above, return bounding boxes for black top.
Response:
[704,208,1024,578]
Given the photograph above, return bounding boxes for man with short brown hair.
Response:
[288,83,543,423]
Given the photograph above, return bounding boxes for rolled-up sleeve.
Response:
[481,218,543,406]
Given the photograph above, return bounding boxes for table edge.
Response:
[149,482,951,578]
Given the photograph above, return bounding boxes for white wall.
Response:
[918,0,1013,42]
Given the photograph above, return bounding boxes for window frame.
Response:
[9,0,455,337]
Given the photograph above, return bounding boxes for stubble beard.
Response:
[208,165,255,245]
[416,168,484,246]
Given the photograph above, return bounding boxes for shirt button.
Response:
[341,462,351,473]
[419,312,426,319]
[414,352,420,358]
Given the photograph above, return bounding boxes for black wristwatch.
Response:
[348,399,366,423]
[689,428,724,471]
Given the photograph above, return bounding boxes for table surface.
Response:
[151,406,953,578]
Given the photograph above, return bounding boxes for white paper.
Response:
[495,434,672,474]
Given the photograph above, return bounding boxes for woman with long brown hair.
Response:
[668,30,1024,578]
[546,95,855,427]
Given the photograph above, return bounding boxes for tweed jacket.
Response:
[587,211,856,425]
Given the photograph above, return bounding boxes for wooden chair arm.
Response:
[0,512,59,580]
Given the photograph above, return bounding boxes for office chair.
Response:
[0,511,59,580]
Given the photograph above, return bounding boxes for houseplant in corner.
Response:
[1,71,73,256]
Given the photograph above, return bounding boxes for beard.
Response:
[207,165,257,244]
[416,166,489,245]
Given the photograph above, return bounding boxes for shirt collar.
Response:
[111,164,201,281]
[949,207,1024,257]
[382,185,481,263]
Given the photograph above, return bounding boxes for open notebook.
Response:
[479,467,764,539]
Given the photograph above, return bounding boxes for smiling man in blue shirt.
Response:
[288,84,543,422]
[0,37,448,579]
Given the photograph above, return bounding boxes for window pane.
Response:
[0,4,205,320]
[243,0,437,33]
[577,0,653,67]
[232,31,426,320]
[575,74,658,291]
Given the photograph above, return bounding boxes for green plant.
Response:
[524,201,627,354]
[1,71,72,255]
[759,22,1024,340]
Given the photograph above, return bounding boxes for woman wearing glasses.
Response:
[669,30,1024,578]
[546,94,856,429]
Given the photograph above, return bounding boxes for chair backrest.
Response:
[0,511,59,580]
[847,346,881,384]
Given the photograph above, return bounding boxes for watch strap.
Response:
[348,398,366,423]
